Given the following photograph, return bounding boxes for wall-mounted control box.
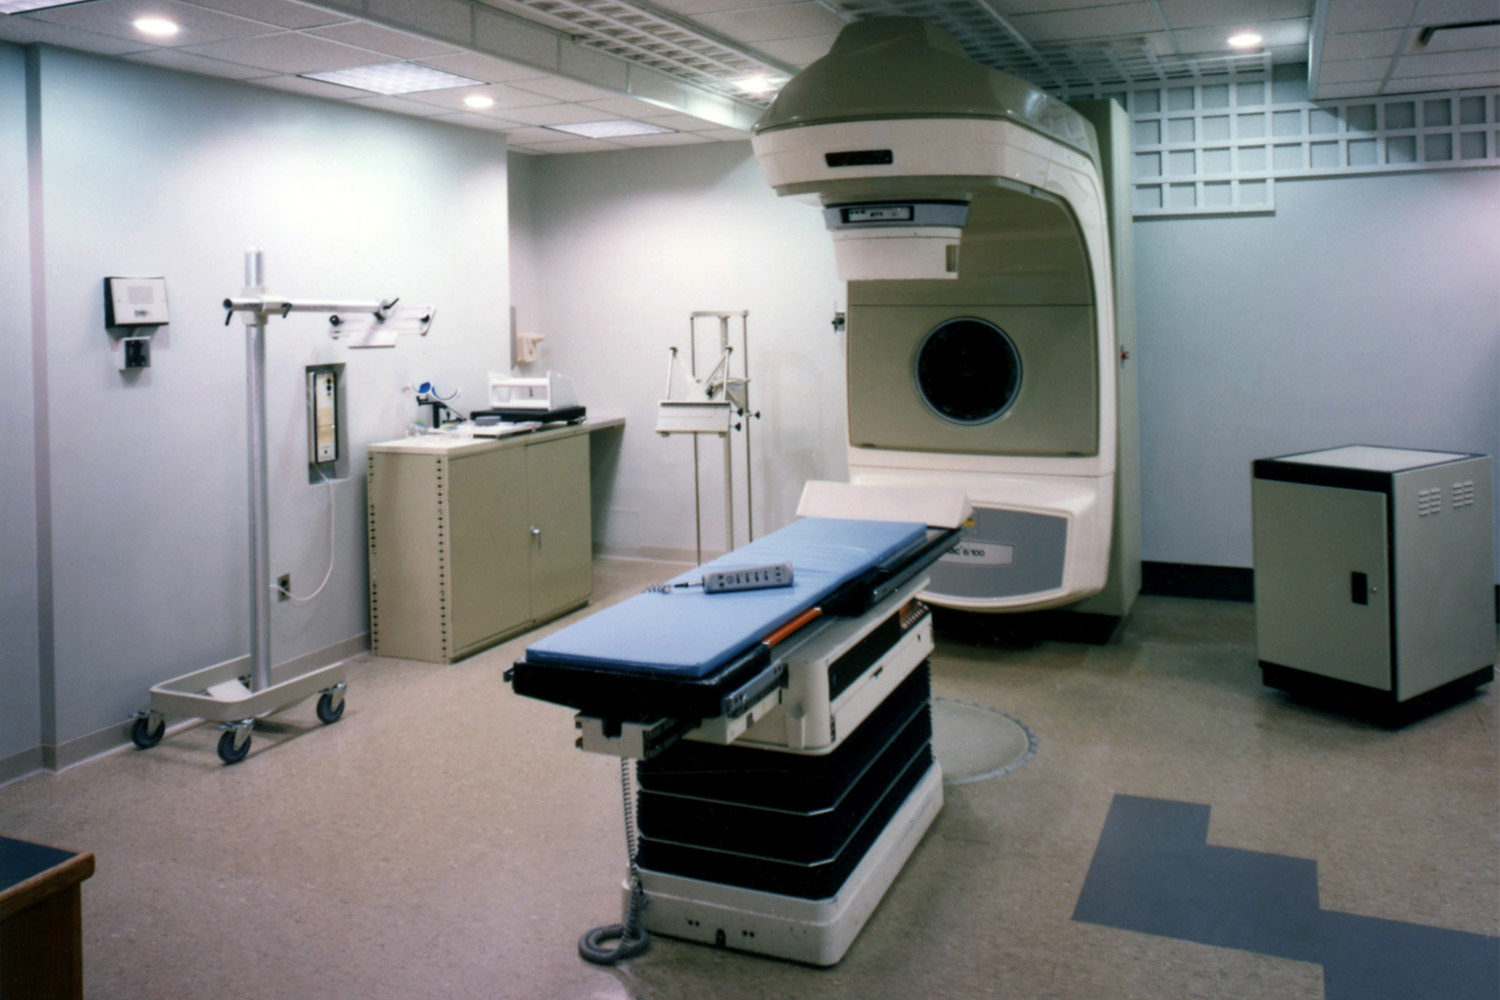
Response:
[104,277,170,327]
[121,337,151,370]
[307,368,339,465]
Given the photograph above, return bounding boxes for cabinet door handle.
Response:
[530,526,541,539]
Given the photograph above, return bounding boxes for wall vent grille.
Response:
[1125,82,1500,217]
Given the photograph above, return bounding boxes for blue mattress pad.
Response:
[523,517,928,679]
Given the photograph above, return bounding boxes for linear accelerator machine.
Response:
[753,17,1140,628]
[508,18,1137,966]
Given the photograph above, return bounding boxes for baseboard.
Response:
[1141,563,1499,623]
[1141,562,1254,603]
[22,633,370,776]
[0,746,46,788]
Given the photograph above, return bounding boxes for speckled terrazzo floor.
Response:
[1,557,1495,999]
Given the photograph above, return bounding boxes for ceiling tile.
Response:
[1391,47,1500,76]
[1009,3,1166,42]
[515,137,626,153]
[1313,80,1385,98]
[634,111,722,131]
[582,95,681,118]
[1170,19,1309,53]
[695,127,753,141]
[645,0,812,15]
[250,73,365,98]
[1321,29,1406,60]
[400,82,559,111]
[608,131,715,147]
[185,0,347,30]
[508,75,619,102]
[1383,70,1500,92]
[346,93,462,116]
[995,1,1125,11]
[753,33,837,67]
[1412,0,1500,22]
[1324,0,1418,34]
[692,3,848,43]
[305,21,460,59]
[182,31,380,73]
[417,50,551,83]
[427,111,522,131]
[1416,22,1500,53]
[502,125,575,143]
[501,103,623,125]
[1319,58,1394,83]
[28,0,276,47]
[1156,0,1312,31]
[0,17,149,55]
[125,46,273,79]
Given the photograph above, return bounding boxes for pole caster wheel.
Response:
[316,681,346,725]
[130,713,165,749]
[316,691,345,725]
[217,728,251,765]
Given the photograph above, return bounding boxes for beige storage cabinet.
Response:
[367,427,592,663]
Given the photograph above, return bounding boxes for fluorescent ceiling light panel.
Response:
[546,119,674,139]
[1227,32,1263,50]
[0,0,83,12]
[301,62,484,96]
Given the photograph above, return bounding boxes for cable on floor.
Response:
[578,757,651,965]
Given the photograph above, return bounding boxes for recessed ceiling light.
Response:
[133,17,180,37]
[463,95,495,110]
[546,119,674,139]
[0,1,82,13]
[301,62,484,96]
[1227,32,1263,50]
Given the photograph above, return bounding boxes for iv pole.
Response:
[227,249,396,694]
[131,248,418,764]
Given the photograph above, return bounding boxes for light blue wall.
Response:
[514,142,1500,579]
[519,142,846,559]
[1135,170,1500,572]
[1,43,41,766]
[13,46,511,760]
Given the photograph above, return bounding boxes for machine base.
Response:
[632,762,943,966]
[1261,662,1494,727]
[931,606,1124,646]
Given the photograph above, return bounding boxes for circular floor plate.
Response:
[931,698,1037,785]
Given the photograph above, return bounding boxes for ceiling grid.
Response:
[0,0,1495,154]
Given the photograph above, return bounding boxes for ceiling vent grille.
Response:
[507,0,794,102]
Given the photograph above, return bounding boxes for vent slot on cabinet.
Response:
[1452,480,1476,508]
[1416,487,1443,517]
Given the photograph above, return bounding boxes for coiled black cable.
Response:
[578,757,651,964]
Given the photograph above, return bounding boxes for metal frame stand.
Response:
[132,248,424,764]
[656,311,758,564]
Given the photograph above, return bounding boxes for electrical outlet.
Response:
[277,574,290,602]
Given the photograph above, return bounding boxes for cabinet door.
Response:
[368,452,446,661]
[526,434,592,618]
[448,446,530,654]
[1253,479,1391,689]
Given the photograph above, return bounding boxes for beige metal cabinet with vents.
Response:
[1253,445,1493,720]
[367,426,592,663]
